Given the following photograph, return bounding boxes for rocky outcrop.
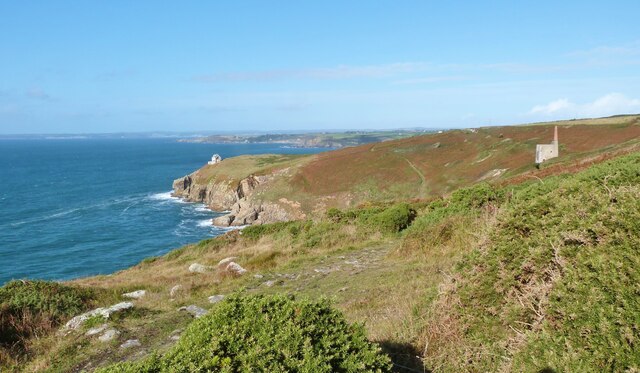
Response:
[208,295,225,304]
[60,302,134,334]
[120,339,142,349]
[98,329,120,342]
[122,290,146,299]
[173,171,295,227]
[189,263,214,274]
[171,173,237,211]
[179,305,208,318]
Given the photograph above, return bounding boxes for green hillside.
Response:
[3,149,639,372]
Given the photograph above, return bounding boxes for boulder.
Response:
[98,328,120,342]
[217,257,238,267]
[208,295,225,304]
[122,290,146,299]
[189,263,214,274]
[120,339,142,349]
[179,305,208,318]
[85,324,108,336]
[61,302,134,333]
[213,215,234,226]
[225,262,247,276]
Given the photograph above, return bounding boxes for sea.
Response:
[0,139,327,285]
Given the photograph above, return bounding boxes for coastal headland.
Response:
[3,114,640,372]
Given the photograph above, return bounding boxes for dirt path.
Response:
[403,157,427,197]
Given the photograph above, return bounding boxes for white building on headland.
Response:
[535,126,559,165]
[208,154,222,165]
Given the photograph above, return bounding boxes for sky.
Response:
[1,1,640,134]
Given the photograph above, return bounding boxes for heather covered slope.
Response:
[291,115,640,198]
[174,115,640,226]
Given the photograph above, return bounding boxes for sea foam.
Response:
[197,219,213,227]
[149,191,187,204]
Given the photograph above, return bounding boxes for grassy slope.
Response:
[6,150,638,372]
[3,115,640,372]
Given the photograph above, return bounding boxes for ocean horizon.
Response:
[0,138,327,284]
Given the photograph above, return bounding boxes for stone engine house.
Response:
[535,126,559,165]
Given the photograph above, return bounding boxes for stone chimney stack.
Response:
[535,126,560,165]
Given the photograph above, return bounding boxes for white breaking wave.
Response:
[194,205,211,212]
[149,191,175,201]
[149,191,187,204]
[197,219,213,227]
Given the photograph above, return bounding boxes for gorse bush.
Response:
[0,280,94,349]
[401,183,504,253]
[427,153,640,371]
[240,221,302,241]
[326,202,416,234]
[363,203,416,233]
[100,294,392,372]
[448,182,505,210]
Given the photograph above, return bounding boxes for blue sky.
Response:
[1,1,639,134]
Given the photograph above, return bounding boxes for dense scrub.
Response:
[237,202,416,252]
[0,280,95,363]
[424,153,640,371]
[99,294,391,372]
[326,202,416,234]
[401,183,504,253]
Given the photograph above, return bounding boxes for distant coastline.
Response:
[177,129,434,148]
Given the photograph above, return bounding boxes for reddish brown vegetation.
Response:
[290,122,640,199]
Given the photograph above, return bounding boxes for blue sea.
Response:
[0,139,326,284]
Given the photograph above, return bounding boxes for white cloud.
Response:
[529,98,572,115]
[528,93,640,118]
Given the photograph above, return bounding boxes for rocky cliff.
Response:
[172,171,292,227]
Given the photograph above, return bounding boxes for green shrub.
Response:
[363,203,416,234]
[99,294,392,373]
[326,207,344,222]
[401,183,504,253]
[0,280,94,349]
[327,203,416,234]
[448,182,505,210]
[241,221,305,241]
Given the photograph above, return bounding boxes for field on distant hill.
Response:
[179,129,428,148]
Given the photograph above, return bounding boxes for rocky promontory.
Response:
[172,156,301,227]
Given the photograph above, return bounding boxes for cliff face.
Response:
[172,173,236,211]
[172,172,292,227]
